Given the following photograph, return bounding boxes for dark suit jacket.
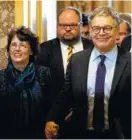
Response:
[120,34,131,53]
[36,37,93,106]
[46,48,131,139]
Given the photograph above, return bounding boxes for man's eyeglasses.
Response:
[10,42,28,49]
[58,22,81,30]
[91,26,116,34]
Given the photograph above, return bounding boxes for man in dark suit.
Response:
[36,7,93,111]
[36,6,93,138]
[45,7,131,139]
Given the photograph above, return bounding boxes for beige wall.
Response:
[0,1,15,69]
[57,1,132,14]
[113,1,131,13]
[15,1,23,26]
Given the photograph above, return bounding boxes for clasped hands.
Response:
[45,121,59,139]
[45,109,73,139]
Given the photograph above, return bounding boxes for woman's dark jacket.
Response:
[0,63,51,139]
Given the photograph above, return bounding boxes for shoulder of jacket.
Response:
[40,38,58,47]
[73,48,92,58]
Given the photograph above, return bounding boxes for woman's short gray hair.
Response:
[88,6,120,26]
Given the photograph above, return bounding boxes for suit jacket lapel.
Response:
[52,38,65,78]
[80,49,92,97]
[110,51,128,96]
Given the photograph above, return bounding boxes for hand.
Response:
[45,121,59,139]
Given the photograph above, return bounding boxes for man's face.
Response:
[90,16,119,53]
[81,25,90,39]
[57,10,81,45]
[116,22,129,47]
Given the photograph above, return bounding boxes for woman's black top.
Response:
[0,62,51,138]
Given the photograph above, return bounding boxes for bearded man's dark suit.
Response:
[36,37,93,105]
[36,37,93,138]
[46,47,131,139]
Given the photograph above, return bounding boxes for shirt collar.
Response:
[60,38,82,51]
[92,45,118,62]
[60,42,68,51]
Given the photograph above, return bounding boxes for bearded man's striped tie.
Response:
[67,45,73,65]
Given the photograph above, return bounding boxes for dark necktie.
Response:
[93,55,106,130]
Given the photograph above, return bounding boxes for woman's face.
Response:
[9,35,32,67]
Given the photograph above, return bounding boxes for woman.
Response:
[0,26,51,138]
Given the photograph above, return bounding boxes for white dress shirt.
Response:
[60,39,83,73]
[87,46,118,130]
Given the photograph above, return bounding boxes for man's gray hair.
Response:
[57,6,82,23]
[88,6,120,26]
